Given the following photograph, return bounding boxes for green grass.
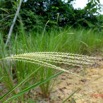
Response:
[9,27,103,54]
[0,27,103,102]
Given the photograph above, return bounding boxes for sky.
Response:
[24,0,103,14]
[72,0,103,14]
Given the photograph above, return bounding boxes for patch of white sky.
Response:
[69,0,103,14]
[24,0,103,14]
[71,0,88,9]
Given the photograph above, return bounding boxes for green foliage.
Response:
[0,0,16,32]
[20,9,44,31]
[0,0,102,34]
[0,27,103,102]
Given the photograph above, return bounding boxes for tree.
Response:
[0,0,102,34]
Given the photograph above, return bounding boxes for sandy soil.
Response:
[28,60,103,103]
[1,56,103,103]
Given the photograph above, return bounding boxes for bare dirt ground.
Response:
[28,60,103,103]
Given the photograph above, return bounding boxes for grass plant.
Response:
[9,27,103,54]
[0,27,103,102]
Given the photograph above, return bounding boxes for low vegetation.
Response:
[0,0,103,102]
[0,28,103,102]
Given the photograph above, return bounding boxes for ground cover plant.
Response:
[0,27,103,102]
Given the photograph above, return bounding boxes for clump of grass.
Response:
[8,27,103,54]
[0,52,102,102]
[0,27,103,102]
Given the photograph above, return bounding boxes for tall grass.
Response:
[10,27,103,54]
[0,27,103,102]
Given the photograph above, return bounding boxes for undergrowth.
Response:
[0,27,103,102]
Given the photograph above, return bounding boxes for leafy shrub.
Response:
[0,0,102,34]
[20,9,44,32]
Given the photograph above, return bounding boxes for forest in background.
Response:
[0,0,103,34]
